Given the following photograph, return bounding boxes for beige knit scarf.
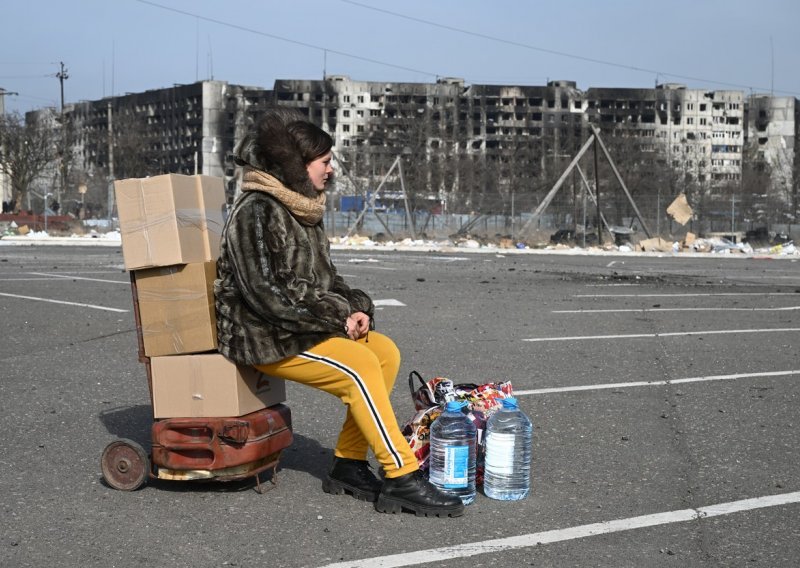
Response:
[241,167,326,226]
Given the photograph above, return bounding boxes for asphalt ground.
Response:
[0,245,798,567]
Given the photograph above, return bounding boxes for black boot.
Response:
[375,470,465,517]
[322,457,383,502]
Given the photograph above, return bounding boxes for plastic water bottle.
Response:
[428,400,477,505]
[483,397,532,501]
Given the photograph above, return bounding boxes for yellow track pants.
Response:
[254,332,418,479]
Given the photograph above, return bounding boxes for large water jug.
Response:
[428,400,477,505]
[483,397,532,500]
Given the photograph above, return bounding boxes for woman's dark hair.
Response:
[232,106,332,198]
[287,121,333,164]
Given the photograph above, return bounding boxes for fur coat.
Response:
[215,110,374,366]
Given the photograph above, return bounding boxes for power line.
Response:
[133,0,439,80]
[340,0,800,97]
[0,74,53,80]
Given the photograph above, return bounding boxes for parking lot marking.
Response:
[513,370,800,396]
[373,299,406,307]
[522,328,800,342]
[318,491,800,568]
[575,292,799,298]
[553,306,800,313]
[28,272,129,284]
[0,292,129,313]
[0,277,74,281]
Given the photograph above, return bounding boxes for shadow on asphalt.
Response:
[98,404,152,449]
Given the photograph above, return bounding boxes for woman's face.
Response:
[306,151,333,191]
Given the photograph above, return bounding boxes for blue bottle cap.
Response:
[501,397,519,409]
[445,400,466,412]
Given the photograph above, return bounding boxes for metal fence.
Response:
[325,208,799,245]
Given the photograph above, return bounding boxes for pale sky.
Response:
[2,0,799,115]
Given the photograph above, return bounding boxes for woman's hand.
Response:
[345,311,371,340]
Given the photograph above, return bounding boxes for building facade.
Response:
[21,76,799,224]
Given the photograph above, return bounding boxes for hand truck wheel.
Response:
[101,438,150,491]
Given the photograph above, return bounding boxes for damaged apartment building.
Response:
[27,76,798,221]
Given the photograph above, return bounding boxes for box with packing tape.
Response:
[115,174,226,270]
[135,261,217,357]
[150,353,287,418]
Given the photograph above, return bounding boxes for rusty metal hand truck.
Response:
[100,272,293,492]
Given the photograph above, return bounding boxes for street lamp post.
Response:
[78,183,87,219]
[44,192,52,234]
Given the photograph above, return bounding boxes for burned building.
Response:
[20,75,798,226]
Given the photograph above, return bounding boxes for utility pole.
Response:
[0,87,18,115]
[57,62,69,113]
[56,62,69,207]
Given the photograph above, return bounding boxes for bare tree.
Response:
[0,112,57,212]
[111,110,160,180]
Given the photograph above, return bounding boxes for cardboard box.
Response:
[150,353,287,418]
[638,237,674,253]
[193,175,226,259]
[115,174,225,270]
[136,261,217,357]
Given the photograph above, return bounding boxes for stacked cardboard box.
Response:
[115,174,286,418]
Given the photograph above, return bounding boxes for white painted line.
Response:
[0,292,129,313]
[0,278,73,281]
[575,292,799,298]
[606,261,617,267]
[522,328,800,342]
[319,491,800,568]
[553,306,800,313]
[29,272,128,284]
[585,283,640,287]
[373,299,406,307]
[514,370,800,396]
